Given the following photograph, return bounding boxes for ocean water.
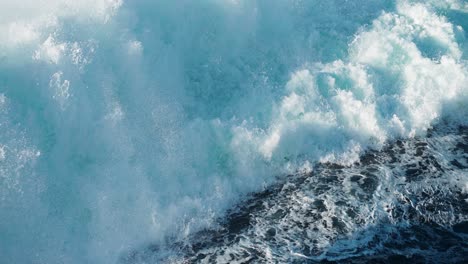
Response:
[0,0,467,263]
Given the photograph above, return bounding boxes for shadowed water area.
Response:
[123,125,468,263]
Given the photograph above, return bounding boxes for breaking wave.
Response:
[0,0,467,263]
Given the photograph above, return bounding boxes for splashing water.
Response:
[0,0,467,263]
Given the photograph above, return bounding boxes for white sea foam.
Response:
[240,0,468,166]
[0,0,466,263]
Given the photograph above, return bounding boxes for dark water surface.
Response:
[124,125,468,263]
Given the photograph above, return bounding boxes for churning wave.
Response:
[0,0,467,263]
[122,124,468,263]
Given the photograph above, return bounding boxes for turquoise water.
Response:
[0,1,467,263]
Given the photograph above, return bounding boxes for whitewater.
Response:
[0,0,467,263]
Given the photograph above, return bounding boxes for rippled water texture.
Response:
[0,1,467,263]
[130,125,467,263]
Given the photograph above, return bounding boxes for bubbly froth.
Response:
[0,1,467,263]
